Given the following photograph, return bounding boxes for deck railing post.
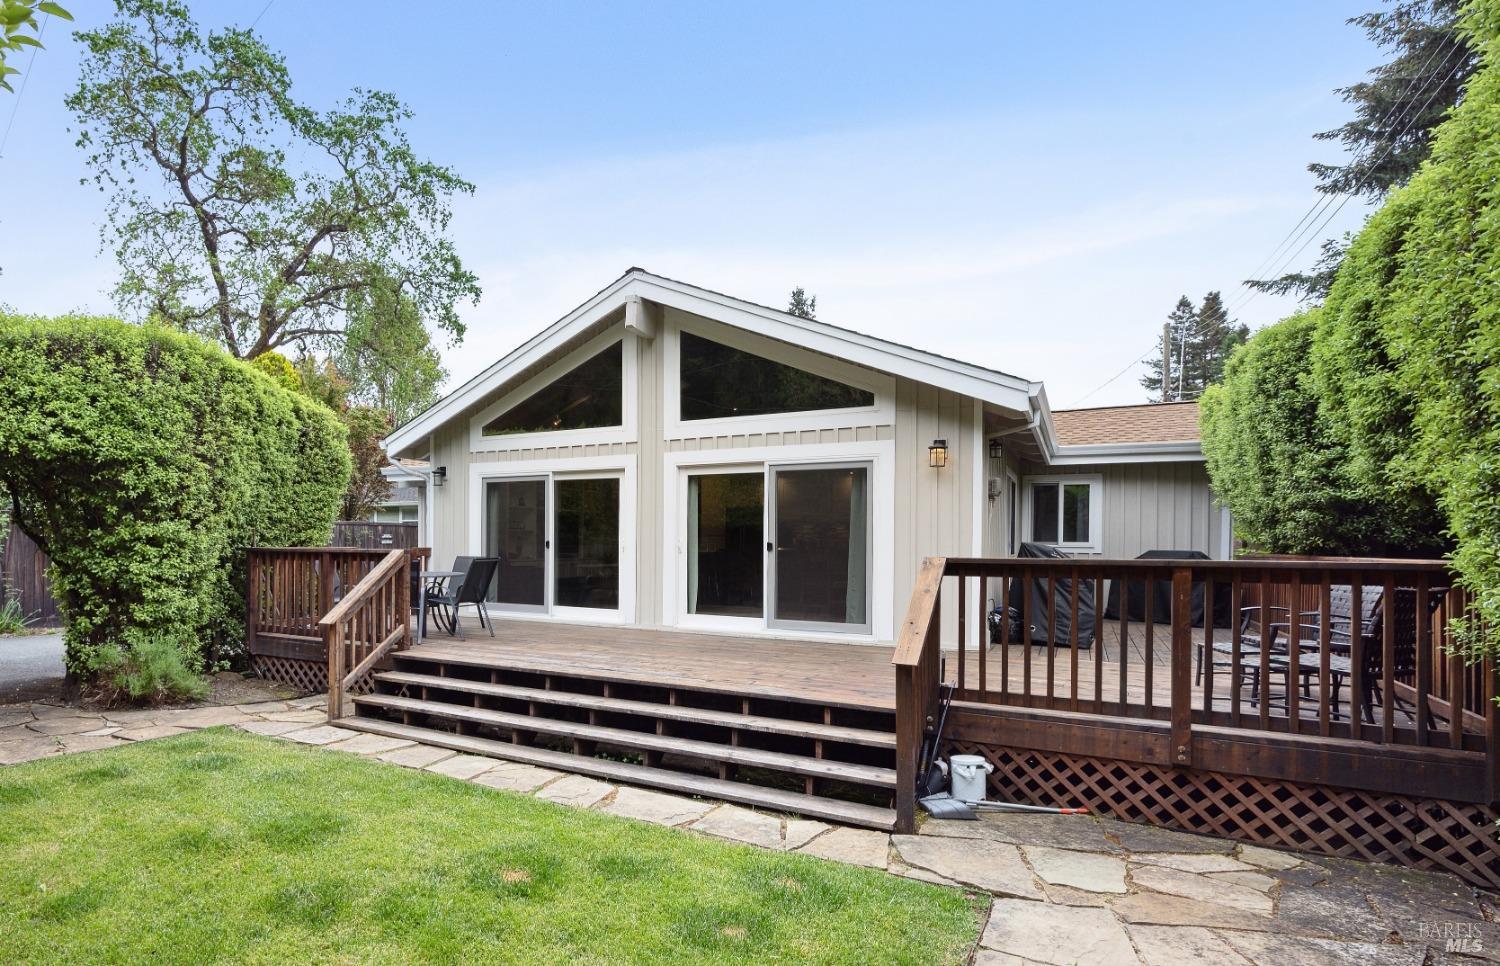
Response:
[326,621,344,720]
[244,550,260,659]
[1170,567,1193,767]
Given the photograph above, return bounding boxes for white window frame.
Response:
[467,455,637,625]
[468,326,638,452]
[1022,474,1103,554]
[663,314,894,439]
[662,440,896,643]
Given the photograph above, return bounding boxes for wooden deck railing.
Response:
[245,546,425,704]
[321,548,411,719]
[893,555,1500,833]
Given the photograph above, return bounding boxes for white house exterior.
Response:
[384,269,1227,645]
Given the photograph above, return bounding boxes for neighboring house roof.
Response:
[383,268,1042,456]
[382,486,422,505]
[1045,401,1203,465]
[1052,401,1200,446]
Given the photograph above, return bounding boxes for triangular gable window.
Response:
[679,332,874,420]
[482,341,623,436]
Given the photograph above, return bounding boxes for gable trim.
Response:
[384,269,1035,456]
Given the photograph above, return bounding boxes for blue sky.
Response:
[1,1,1381,406]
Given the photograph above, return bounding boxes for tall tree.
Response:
[0,1,69,93]
[787,287,817,319]
[67,0,480,359]
[1247,0,1479,301]
[1140,296,1197,400]
[334,277,447,425]
[1190,290,1251,390]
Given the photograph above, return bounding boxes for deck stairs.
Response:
[336,647,900,830]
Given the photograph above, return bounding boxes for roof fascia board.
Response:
[384,273,637,453]
[634,274,1034,409]
[1048,441,1203,465]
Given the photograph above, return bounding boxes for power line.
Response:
[0,16,48,163]
[250,0,276,29]
[1067,35,1472,408]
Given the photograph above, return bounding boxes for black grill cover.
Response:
[1102,549,1234,628]
[996,542,1097,647]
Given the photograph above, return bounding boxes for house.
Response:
[382,268,1226,645]
[372,458,428,538]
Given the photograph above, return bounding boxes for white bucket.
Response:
[948,754,994,803]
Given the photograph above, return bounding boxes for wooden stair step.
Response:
[352,693,897,789]
[375,670,896,749]
[335,715,897,831]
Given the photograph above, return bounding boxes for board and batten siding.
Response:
[1020,461,1228,560]
[421,310,986,641]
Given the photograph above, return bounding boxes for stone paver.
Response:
[1125,923,1249,964]
[424,753,498,780]
[1023,846,1127,894]
[116,724,190,741]
[155,706,250,728]
[691,804,786,849]
[783,819,829,850]
[323,733,414,756]
[0,735,59,764]
[26,714,107,735]
[470,761,562,792]
[600,787,714,827]
[1211,869,1277,893]
[236,719,307,737]
[535,774,614,808]
[1129,864,1273,916]
[260,709,326,723]
[376,743,455,769]
[281,724,360,746]
[796,826,890,868]
[894,834,1043,900]
[981,898,1139,966]
[1110,891,1277,932]
[1130,851,1256,874]
[921,811,1122,852]
[1097,818,1236,855]
[1221,931,1427,966]
[1238,843,1305,870]
[56,733,130,754]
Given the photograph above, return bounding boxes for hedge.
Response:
[0,314,350,690]
[1205,0,1500,645]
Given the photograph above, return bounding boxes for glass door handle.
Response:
[766,542,774,553]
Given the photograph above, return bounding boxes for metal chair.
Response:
[426,557,499,640]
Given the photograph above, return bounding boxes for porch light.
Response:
[988,438,1003,460]
[432,466,447,487]
[928,439,948,469]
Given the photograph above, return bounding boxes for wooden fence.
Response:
[1,521,62,627]
[895,555,1500,888]
[330,521,418,550]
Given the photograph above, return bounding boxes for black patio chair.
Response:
[426,557,499,640]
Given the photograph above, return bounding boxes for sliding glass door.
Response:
[769,464,871,633]
[681,462,872,634]
[484,478,547,611]
[483,474,621,617]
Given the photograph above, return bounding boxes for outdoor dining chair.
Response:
[425,557,499,640]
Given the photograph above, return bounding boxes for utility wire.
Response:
[1067,36,1472,408]
[250,0,276,29]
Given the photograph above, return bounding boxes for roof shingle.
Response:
[1051,401,1200,447]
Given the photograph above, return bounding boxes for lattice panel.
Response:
[250,656,376,697]
[947,741,1500,891]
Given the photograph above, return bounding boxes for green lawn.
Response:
[0,729,983,964]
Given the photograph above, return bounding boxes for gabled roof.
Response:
[384,268,1040,455]
[1053,401,1200,446]
[1043,401,1203,465]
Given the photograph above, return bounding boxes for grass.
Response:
[0,729,984,964]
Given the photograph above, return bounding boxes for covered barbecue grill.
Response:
[989,542,1097,647]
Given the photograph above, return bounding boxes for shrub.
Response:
[1201,311,1395,554]
[0,314,350,693]
[84,632,211,705]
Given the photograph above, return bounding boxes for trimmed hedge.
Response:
[0,314,350,688]
[1205,0,1500,645]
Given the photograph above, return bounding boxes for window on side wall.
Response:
[1025,476,1100,552]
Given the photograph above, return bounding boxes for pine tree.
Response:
[787,287,817,319]
[1139,293,1248,401]
[1140,296,1197,400]
[1246,0,1479,301]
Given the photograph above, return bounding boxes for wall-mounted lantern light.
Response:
[928,439,948,469]
[432,465,447,487]
[988,438,1003,461]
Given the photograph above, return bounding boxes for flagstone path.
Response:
[2,680,1497,964]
